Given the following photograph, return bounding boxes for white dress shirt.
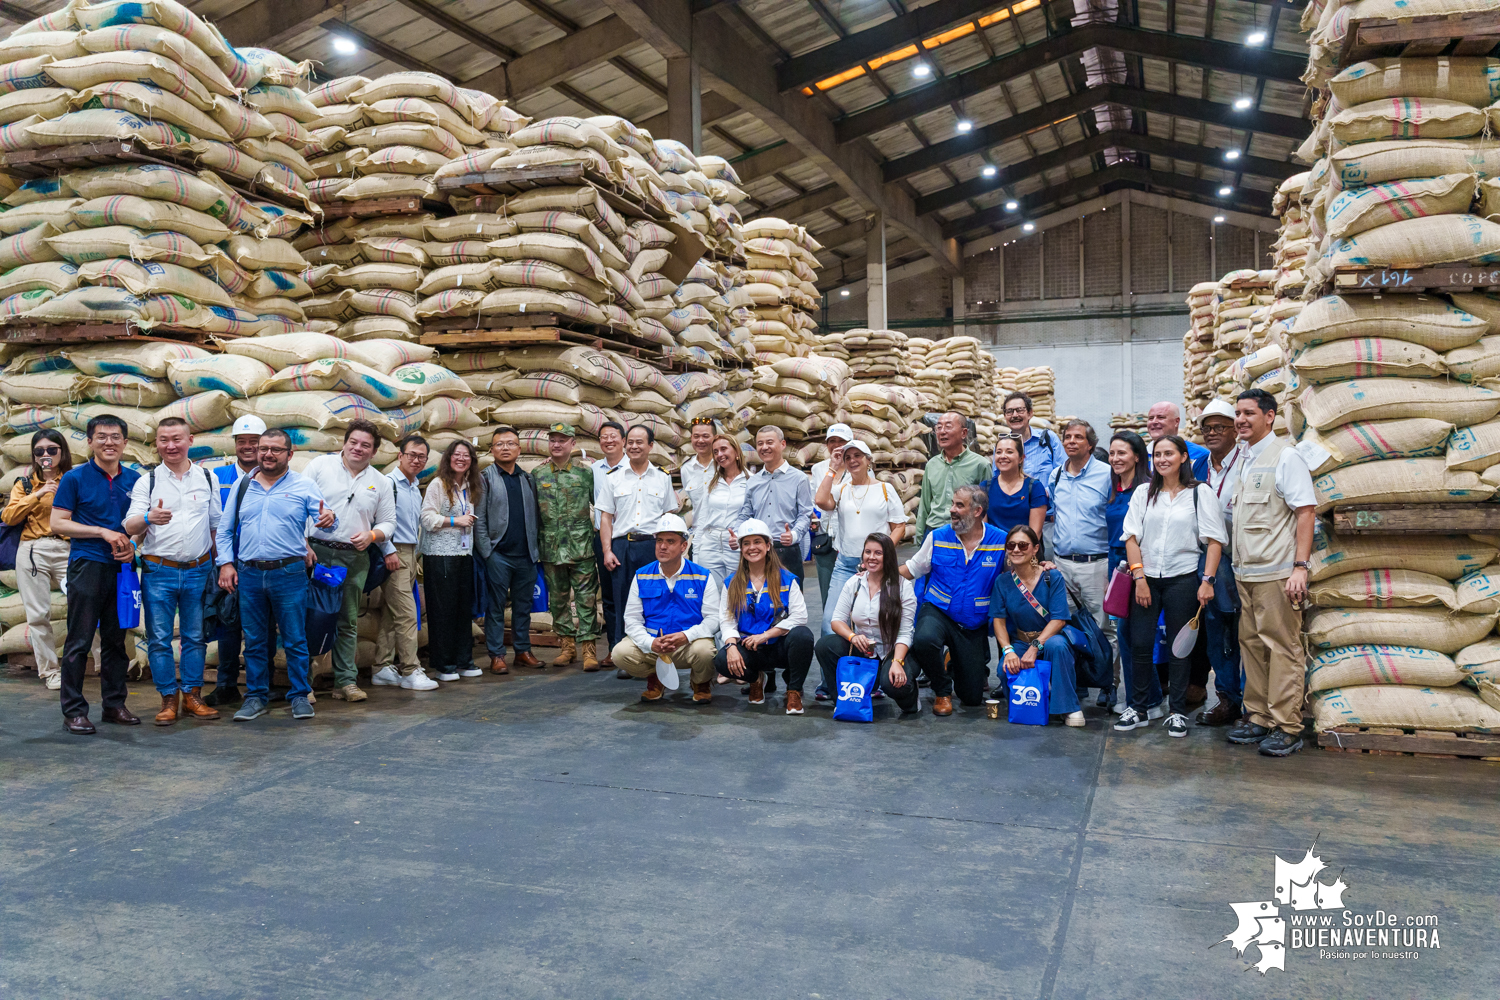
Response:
[829,571,916,659]
[128,462,221,561]
[695,472,748,539]
[303,453,397,545]
[1241,433,1317,509]
[1120,482,1228,578]
[719,574,808,641]
[598,461,679,537]
[679,455,715,526]
[383,468,424,552]
[624,560,723,651]
[590,454,627,529]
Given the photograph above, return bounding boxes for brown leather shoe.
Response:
[490,656,509,675]
[932,696,954,717]
[1185,684,1208,708]
[691,681,711,703]
[785,690,804,715]
[554,638,576,666]
[601,655,614,668]
[65,715,96,735]
[181,687,220,720]
[642,675,665,701]
[1196,699,1242,726]
[102,705,141,726]
[748,676,765,705]
[154,693,181,727]
[515,651,543,669]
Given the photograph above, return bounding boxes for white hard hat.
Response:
[655,513,689,537]
[736,517,772,541]
[1200,399,1237,423]
[825,422,854,442]
[231,415,268,437]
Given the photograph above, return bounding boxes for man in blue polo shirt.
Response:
[50,414,141,735]
[1147,401,1211,480]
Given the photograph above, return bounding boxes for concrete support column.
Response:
[951,275,965,337]
[666,57,701,155]
[866,212,886,330]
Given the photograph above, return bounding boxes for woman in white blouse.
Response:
[812,439,908,647]
[420,440,483,683]
[1115,434,1226,739]
[691,434,748,587]
[813,532,919,716]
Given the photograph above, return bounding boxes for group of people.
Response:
[8,383,1314,756]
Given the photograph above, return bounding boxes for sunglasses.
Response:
[32,446,60,457]
[1006,541,1033,551]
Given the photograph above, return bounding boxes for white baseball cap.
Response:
[843,439,873,457]
[655,513,689,537]
[825,423,854,442]
[231,415,268,437]
[736,518,773,541]
[1200,399,1237,423]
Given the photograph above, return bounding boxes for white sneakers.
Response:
[44,674,61,691]
[401,668,439,690]
[1064,711,1086,728]
[436,671,460,682]
[372,666,402,686]
[459,667,483,678]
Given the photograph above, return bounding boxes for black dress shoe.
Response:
[615,668,630,679]
[205,686,242,707]
[101,706,141,726]
[65,715,96,735]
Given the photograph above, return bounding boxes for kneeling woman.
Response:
[815,532,919,714]
[716,518,815,713]
[989,525,1086,727]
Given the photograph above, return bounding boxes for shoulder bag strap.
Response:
[1011,570,1049,618]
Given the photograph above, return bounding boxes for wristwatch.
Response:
[1293,561,1310,569]
[1202,574,1216,583]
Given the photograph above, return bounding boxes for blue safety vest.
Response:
[725,567,798,639]
[210,463,243,508]
[924,523,1007,629]
[636,559,712,636]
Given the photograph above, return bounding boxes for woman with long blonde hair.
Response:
[420,439,484,683]
[691,434,748,586]
[715,519,815,713]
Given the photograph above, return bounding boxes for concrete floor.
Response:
[2,649,1495,1000]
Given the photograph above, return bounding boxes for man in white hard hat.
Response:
[611,513,722,704]
[808,423,853,642]
[203,413,268,707]
[1196,398,1248,726]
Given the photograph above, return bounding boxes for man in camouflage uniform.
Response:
[532,423,602,669]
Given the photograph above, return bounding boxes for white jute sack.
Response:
[1308,568,1458,610]
[0,371,77,405]
[1291,295,1485,351]
[487,399,583,431]
[261,359,419,407]
[156,389,232,432]
[1298,378,1500,430]
[1329,57,1500,108]
[223,331,347,368]
[1452,568,1500,613]
[1329,99,1486,144]
[341,338,434,374]
[1312,456,1493,511]
[1306,645,1466,693]
[76,258,234,307]
[229,391,397,437]
[77,373,177,408]
[1331,215,1500,270]
[1309,527,1494,582]
[1446,417,1500,471]
[502,345,631,394]
[59,402,157,441]
[1298,418,1453,474]
[0,622,62,657]
[0,588,67,628]
[70,195,231,245]
[1324,174,1477,242]
[1443,336,1500,382]
[1304,606,1498,654]
[1453,639,1500,710]
[389,363,473,402]
[1291,337,1445,382]
[165,355,274,398]
[62,340,208,377]
[1330,139,1500,191]
[1311,683,1500,732]
[412,398,484,432]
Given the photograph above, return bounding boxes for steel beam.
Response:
[733,142,808,182]
[461,15,640,100]
[758,184,848,221]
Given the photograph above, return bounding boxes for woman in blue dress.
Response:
[1106,431,1160,713]
[988,525,1085,727]
[986,434,1048,536]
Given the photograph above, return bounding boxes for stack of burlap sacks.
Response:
[1202,271,1281,414]
[747,354,848,467]
[737,218,823,362]
[1271,172,1312,299]
[1109,412,1148,435]
[1183,282,1219,417]
[824,329,928,468]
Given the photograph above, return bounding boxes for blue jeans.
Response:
[998,635,1082,715]
[215,617,277,691]
[1114,614,1162,708]
[238,562,311,702]
[1206,604,1242,705]
[142,560,211,696]
[820,553,863,639]
[483,549,537,657]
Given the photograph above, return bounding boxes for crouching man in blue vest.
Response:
[899,484,1007,716]
[612,513,723,704]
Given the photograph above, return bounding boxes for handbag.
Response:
[362,546,390,594]
[532,571,549,613]
[833,654,879,723]
[1007,659,1051,725]
[116,563,142,630]
[0,474,32,571]
[305,563,348,658]
[1103,562,1133,619]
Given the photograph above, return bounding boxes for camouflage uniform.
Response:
[533,457,600,641]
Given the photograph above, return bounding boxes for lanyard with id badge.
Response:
[458,488,471,551]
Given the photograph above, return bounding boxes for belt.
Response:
[312,538,358,551]
[1056,552,1108,563]
[240,556,302,571]
[142,552,211,569]
[624,532,655,542]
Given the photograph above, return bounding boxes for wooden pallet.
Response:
[1330,503,1500,535]
[0,321,231,347]
[1337,9,1500,66]
[1319,725,1500,760]
[435,161,668,223]
[0,140,313,214]
[420,312,662,359]
[1332,263,1500,294]
[314,195,449,219]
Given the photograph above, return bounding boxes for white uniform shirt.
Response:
[1241,433,1317,510]
[128,463,221,561]
[624,562,723,652]
[598,462,679,537]
[1120,482,1228,578]
[302,453,397,545]
[590,455,627,529]
[719,575,808,641]
[829,572,917,659]
[680,455,715,526]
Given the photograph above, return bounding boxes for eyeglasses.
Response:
[32,446,60,457]
[1003,408,1029,416]
[259,446,289,455]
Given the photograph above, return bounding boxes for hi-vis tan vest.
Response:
[1232,436,1298,582]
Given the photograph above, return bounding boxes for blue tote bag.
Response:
[305,563,347,658]
[1007,659,1052,726]
[116,563,142,630]
[532,572,549,613]
[833,655,879,723]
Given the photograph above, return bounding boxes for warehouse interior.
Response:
[0,0,1497,996]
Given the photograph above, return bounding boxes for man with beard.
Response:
[900,485,1007,716]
